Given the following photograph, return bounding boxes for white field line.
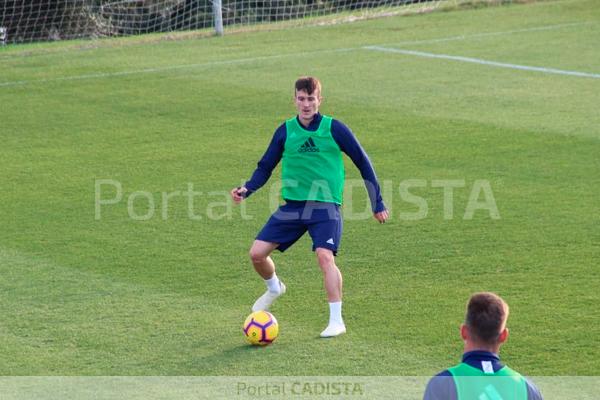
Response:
[374,21,593,47]
[0,48,355,88]
[363,46,600,79]
[0,21,593,88]
[0,48,354,88]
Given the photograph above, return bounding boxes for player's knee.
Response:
[249,248,267,264]
[316,249,335,269]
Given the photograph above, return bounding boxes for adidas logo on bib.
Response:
[298,137,320,153]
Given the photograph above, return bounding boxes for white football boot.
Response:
[320,322,346,338]
[252,281,286,312]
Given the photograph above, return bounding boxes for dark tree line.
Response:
[0,0,211,43]
[0,0,424,44]
[0,1,93,43]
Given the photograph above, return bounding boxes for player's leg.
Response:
[315,247,346,337]
[305,203,345,337]
[251,203,306,311]
[249,240,287,312]
[249,239,279,280]
[315,247,342,302]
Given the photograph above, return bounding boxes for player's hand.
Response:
[231,186,248,204]
[374,209,389,224]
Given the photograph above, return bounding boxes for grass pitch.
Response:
[1,0,599,376]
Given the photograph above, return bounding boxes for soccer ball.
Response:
[243,311,279,345]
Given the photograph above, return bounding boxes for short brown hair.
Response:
[295,76,322,96]
[465,292,509,345]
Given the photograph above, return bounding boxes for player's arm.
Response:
[231,124,286,203]
[331,119,388,223]
[423,371,457,400]
[526,378,544,400]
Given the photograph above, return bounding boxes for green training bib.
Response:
[448,362,528,400]
[281,115,344,204]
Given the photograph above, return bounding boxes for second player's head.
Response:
[462,292,510,351]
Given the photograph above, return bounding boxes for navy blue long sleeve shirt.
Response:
[423,351,543,400]
[244,113,386,213]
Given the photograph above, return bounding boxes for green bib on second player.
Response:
[448,362,528,400]
[282,115,344,204]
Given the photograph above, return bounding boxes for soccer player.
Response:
[231,76,388,337]
[423,292,543,400]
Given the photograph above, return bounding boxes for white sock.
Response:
[265,273,280,293]
[328,301,344,325]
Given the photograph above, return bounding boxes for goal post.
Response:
[0,26,7,45]
[213,0,224,36]
[0,0,458,45]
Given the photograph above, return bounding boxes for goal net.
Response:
[0,0,449,45]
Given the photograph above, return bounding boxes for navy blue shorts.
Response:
[256,201,343,255]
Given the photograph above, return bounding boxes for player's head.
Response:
[294,77,322,122]
[461,292,510,351]
[295,76,322,98]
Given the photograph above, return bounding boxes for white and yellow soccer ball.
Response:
[243,311,279,345]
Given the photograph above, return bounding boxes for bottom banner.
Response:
[0,376,598,399]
